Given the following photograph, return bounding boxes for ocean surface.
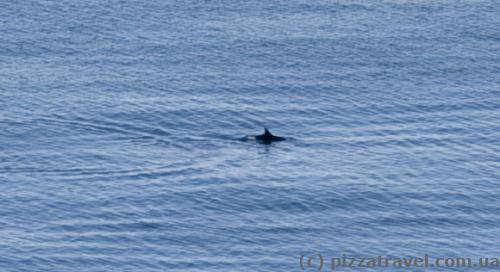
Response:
[1,0,500,271]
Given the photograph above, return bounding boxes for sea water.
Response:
[1,0,500,271]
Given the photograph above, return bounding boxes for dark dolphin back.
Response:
[255,128,285,144]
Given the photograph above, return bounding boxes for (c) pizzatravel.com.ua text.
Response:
[299,254,500,271]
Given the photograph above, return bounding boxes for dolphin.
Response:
[255,128,285,144]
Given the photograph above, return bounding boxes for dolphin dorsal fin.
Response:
[264,128,272,136]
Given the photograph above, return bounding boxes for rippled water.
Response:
[1,0,500,271]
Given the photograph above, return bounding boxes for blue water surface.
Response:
[1,0,500,271]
